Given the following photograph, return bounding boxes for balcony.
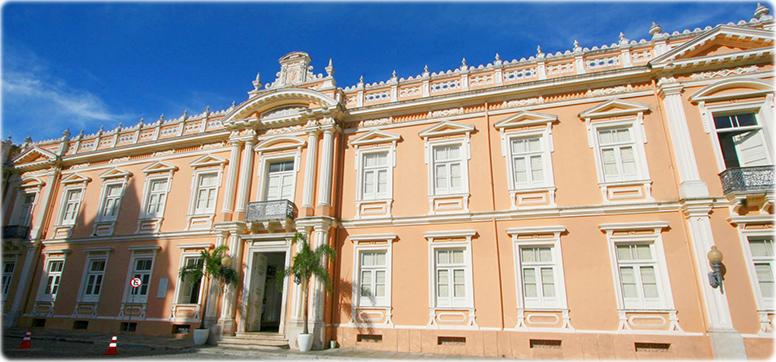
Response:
[3,225,30,239]
[246,200,297,232]
[719,166,775,195]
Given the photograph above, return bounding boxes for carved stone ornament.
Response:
[689,65,760,81]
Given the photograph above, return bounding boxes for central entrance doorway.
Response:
[245,251,287,333]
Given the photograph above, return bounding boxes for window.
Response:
[82,258,106,300]
[615,243,663,309]
[128,257,153,299]
[193,173,218,214]
[265,160,295,201]
[176,256,203,304]
[518,246,560,307]
[597,127,640,182]
[432,144,464,195]
[143,178,169,218]
[748,237,775,304]
[98,184,123,221]
[60,189,83,225]
[358,251,387,307]
[510,136,545,187]
[713,112,771,168]
[434,249,467,307]
[2,259,16,298]
[16,193,36,226]
[44,259,65,298]
[360,152,390,200]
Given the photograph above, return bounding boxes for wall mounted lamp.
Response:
[707,245,724,293]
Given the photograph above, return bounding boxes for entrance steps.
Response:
[218,331,290,350]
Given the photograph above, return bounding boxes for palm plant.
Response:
[284,232,336,335]
[179,244,238,329]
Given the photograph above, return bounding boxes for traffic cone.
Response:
[104,336,118,355]
[18,331,31,349]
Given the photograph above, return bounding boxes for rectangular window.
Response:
[129,257,153,299]
[61,189,83,225]
[194,173,218,214]
[749,237,775,303]
[144,178,169,218]
[432,144,464,195]
[2,260,16,298]
[361,152,390,200]
[44,260,65,298]
[510,136,545,187]
[99,184,123,221]
[713,112,771,168]
[615,243,663,309]
[358,250,387,307]
[82,258,107,299]
[518,246,560,307]
[265,160,295,201]
[176,256,203,304]
[16,193,36,226]
[597,127,640,182]
[434,248,467,307]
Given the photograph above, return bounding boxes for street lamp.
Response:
[707,245,724,292]
[221,255,233,268]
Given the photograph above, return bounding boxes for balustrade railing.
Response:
[719,166,775,195]
[247,200,298,222]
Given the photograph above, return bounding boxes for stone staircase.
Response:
[218,332,290,351]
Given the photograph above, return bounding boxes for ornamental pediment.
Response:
[349,130,401,146]
[579,99,650,119]
[650,25,774,68]
[419,121,475,138]
[13,146,57,166]
[494,111,558,130]
[223,88,340,128]
[254,136,306,153]
[99,167,132,180]
[142,161,179,174]
[190,154,228,168]
[61,173,91,185]
[690,78,773,103]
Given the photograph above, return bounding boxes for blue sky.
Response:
[1,1,761,142]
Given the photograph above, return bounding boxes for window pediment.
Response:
[254,136,306,153]
[19,176,45,189]
[349,130,402,147]
[579,99,650,120]
[61,173,91,185]
[13,147,57,167]
[142,161,179,174]
[494,111,557,130]
[419,121,475,139]
[190,154,228,168]
[99,167,132,180]
[690,78,773,103]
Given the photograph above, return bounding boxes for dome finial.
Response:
[252,73,261,91]
[649,22,664,38]
[755,3,771,20]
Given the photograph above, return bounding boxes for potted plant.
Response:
[283,232,335,352]
[179,244,237,345]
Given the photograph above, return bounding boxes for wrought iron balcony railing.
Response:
[719,166,775,195]
[3,225,30,240]
[247,200,298,222]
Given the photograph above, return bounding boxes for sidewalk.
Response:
[3,327,194,351]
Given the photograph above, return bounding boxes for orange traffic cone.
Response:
[104,336,118,355]
[18,331,31,349]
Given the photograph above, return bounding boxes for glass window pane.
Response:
[513,157,527,184]
[374,252,386,266]
[511,139,525,154]
[521,248,535,263]
[616,245,632,261]
[530,156,544,182]
[538,247,552,262]
[453,269,465,297]
[451,250,464,264]
[750,239,774,257]
[528,138,542,152]
[735,113,758,127]
[437,250,449,265]
[450,163,462,188]
[635,245,652,260]
[602,149,618,176]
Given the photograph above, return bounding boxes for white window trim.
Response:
[507,226,571,330]
[11,190,37,227]
[255,151,301,202]
[425,230,476,327]
[77,252,111,304]
[587,118,651,184]
[501,126,557,208]
[426,139,471,197]
[187,169,223,216]
[600,222,681,331]
[737,226,775,328]
[56,186,85,227]
[2,255,18,300]
[350,234,396,326]
[121,248,158,305]
[139,175,173,220]
[355,147,395,201]
[36,251,70,303]
[697,98,775,173]
[95,181,127,223]
[172,252,206,306]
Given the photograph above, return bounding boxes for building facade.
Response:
[2,6,774,359]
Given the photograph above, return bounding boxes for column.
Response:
[307,225,329,349]
[218,232,243,335]
[205,231,227,324]
[316,123,335,207]
[301,129,319,208]
[220,139,243,220]
[658,78,709,198]
[7,167,59,326]
[683,202,746,359]
[234,133,256,219]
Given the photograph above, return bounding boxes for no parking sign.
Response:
[130,277,142,288]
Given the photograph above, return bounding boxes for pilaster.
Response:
[316,119,338,213]
[301,124,320,212]
[233,130,257,220]
[219,136,243,221]
[217,225,246,336]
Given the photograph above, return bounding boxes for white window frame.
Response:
[600,222,681,331]
[36,252,69,302]
[173,253,205,306]
[425,230,476,315]
[256,153,300,202]
[506,132,553,189]
[57,187,85,226]
[428,140,469,196]
[698,100,774,172]
[78,254,109,303]
[356,148,394,201]
[96,182,125,222]
[122,250,157,304]
[140,176,172,219]
[11,191,37,227]
[2,256,17,300]
[349,234,396,325]
[590,120,650,184]
[189,171,221,216]
[739,228,775,311]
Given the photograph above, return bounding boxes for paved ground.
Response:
[3,330,487,360]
